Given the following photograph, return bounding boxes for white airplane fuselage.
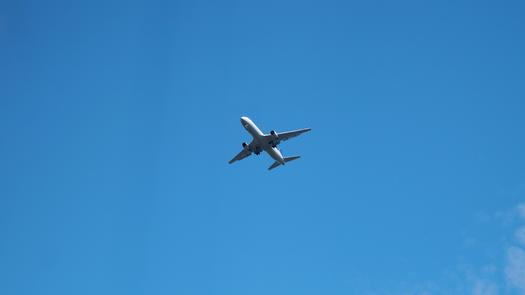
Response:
[240,116,285,165]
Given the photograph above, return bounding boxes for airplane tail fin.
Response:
[268,156,301,170]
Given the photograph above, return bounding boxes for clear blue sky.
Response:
[1,1,525,294]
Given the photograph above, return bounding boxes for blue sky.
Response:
[1,1,525,294]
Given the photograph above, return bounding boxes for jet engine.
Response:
[242,142,251,152]
[269,130,279,147]
[270,130,279,140]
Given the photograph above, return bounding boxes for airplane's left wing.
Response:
[266,128,311,144]
[278,128,311,141]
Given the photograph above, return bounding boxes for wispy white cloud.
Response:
[517,203,525,220]
[472,278,498,295]
[364,203,525,295]
[515,227,525,246]
[505,246,525,293]
[465,265,499,295]
[503,203,525,294]
[466,203,525,295]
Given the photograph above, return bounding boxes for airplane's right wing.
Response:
[228,149,251,164]
[228,141,255,164]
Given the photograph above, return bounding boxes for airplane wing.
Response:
[277,128,311,141]
[228,149,251,164]
[265,128,311,144]
[228,140,256,164]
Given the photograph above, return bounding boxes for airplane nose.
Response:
[240,116,249,125]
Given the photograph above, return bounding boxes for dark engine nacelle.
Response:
[269,130,279,147]
[242,142,251,152]
[270,130,279,140]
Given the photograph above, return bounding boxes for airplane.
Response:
[229,116,311,170]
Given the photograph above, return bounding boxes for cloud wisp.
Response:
[386,203,525,295]
[505,205,525,294]
[506,246,525,293]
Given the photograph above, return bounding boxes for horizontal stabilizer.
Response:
[268,156,301,170]
[284,156,300,163]
[268,161,281,170]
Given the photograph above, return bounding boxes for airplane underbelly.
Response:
[267,147,284,163]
